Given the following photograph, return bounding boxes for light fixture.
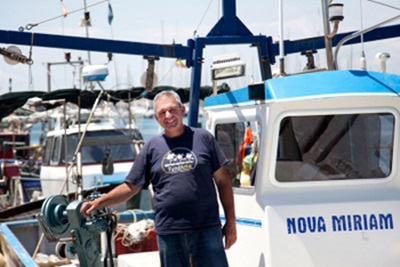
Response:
[329,3,344,22]
[80,11,92,27]
[211,53,246,80]
[327,3,344,39]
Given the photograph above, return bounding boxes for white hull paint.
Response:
[40,162,133,197]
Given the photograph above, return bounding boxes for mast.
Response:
[83,0,91,64]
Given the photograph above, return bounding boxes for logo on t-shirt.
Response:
[161,147,198,174]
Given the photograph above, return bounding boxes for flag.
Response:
[108,2,114,25]
[175,59,186,68]
[61,0,68,17]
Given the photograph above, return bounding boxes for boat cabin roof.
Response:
[204,70,400,108]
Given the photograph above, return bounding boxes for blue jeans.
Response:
[156,227,229,267]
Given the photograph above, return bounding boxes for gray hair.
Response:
[153,90,182,107]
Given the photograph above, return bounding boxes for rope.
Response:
[113,224,156,249]
[113,209,154,249]
[20,0,108,31]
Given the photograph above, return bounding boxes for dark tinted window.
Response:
[276,113,394,181]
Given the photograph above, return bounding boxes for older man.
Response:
[81,90,236,267]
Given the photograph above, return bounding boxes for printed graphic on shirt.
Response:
[161,147,198,174]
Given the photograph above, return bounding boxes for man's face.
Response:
[154,95,185,132]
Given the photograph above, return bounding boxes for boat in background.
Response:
[0,82,226,211]
[39,100,144,198]
[0,121,42,209]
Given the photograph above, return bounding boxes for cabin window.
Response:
[215,121,260,187]
[42,136,53,165]
[63,130,142,164]
[50,137,62,165]
[276,113,394,182]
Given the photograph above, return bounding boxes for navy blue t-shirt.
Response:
[125,126,228,235]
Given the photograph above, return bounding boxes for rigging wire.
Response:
[193,0,214,37]
[20,0,108,31]
[158,63,177,85]
[363,1,399,71]
[358,0,400,70]
[367,0,400,11]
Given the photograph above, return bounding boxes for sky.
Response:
[0,0,399,94]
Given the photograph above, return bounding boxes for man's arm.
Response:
[213,166,237,249]
[80,182,141,216]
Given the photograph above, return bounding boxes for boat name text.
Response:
[287,213,393,234]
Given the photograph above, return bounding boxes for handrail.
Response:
[334,14,400,69]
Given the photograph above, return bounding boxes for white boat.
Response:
[39,101,144,198]
[206,69,400,266]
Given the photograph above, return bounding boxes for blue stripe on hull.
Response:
[220,215,262,228]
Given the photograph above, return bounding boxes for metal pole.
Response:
[322,0,334,70]
[47,63,51,92]
[46,60,84,92]
[278,0,285,75]
[188,39,203,128]
[63,101,69,194]
[83,0,91,64]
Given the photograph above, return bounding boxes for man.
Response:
[81,90,237,267]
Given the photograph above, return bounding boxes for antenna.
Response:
[359,0,367,70]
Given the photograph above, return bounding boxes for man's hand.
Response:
[214,166,237,250]
[222,220,237,249]
[79,182,141,217]
[80,200,98,217]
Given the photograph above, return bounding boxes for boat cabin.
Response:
[205,70,400,266]
[40,116,144,197]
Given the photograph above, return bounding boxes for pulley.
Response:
[0,46,33,65]
[37,193,117,267]
[38,195,70,240]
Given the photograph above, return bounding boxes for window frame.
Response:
[214,119,261,191]
[274,112,395,183]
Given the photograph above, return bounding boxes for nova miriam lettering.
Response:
[287,213,394,234]
[332,213,393,232]
[287,216,327,234]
